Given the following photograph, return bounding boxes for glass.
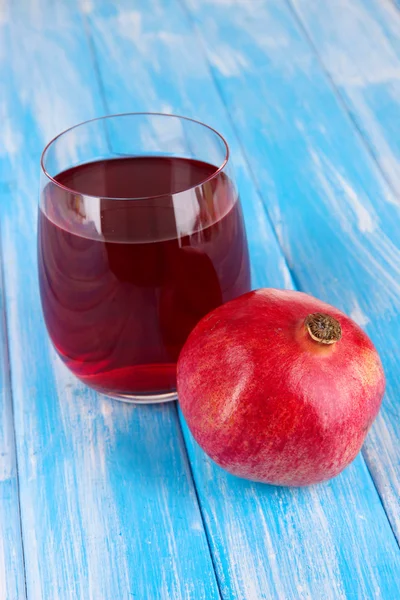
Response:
[38,113,251,403]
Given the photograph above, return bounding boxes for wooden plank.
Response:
[290,0,400,195]
[288,0,400,539]
[0,1,220,598]
[85,0,400,597]
[0,257,26,600]
[184,0,400,550]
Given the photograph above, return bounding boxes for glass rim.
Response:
[40,112,230,201]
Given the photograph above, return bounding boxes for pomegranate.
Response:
[177,289,385,486]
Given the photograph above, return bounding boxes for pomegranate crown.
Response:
[305,313,342,345]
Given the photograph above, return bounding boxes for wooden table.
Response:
[1,0,400,598]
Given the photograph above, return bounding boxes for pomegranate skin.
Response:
[177,289,385,486]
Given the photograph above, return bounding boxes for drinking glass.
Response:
[38,113,251,403]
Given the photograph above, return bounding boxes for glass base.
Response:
[103,390,178,404]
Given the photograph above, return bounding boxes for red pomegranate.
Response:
[177,289,385,486]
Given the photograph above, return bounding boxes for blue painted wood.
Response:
[184,0,400,549]
[290,0,400,195]
[2,0,400,597]
[0,1,220,598]
[85,0,400,597]
[288,0,400,539]
[0,257,26,600]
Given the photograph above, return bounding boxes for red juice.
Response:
[38,156,251,397]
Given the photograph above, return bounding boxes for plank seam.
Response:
[0,230,28,600]
[179,0,400,552]
[360,457,400,549]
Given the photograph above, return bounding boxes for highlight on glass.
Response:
[38,113,251,403]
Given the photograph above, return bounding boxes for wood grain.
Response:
[290,0,400,195]
[2,0,400,597]
[0,254,26,600]
[85,0,400,597]
[0,1,220,598]
[289,0,400,544]
[184,0,400,551]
